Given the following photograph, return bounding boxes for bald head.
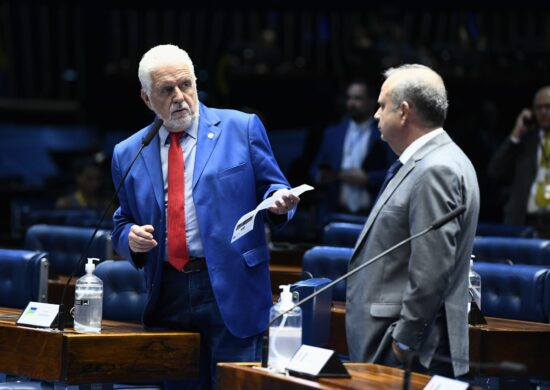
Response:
[533,86,550,131]
[383,64,448,128]
[534,86,550,103]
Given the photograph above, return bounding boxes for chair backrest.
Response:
[322,222,363,248]
[324,213,368,225]
[95,259,146,322]
[473,236,550,266]
[21,209,114,230]
[302,246,353,301]
[24,224,112,276]
[290,278,332,347]
[476,222,536,238]
[473,262,550,322]
[0,249,48,308]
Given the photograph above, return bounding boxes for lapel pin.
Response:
[207,132,215,139]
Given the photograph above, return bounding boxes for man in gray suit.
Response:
[345,64,480,378]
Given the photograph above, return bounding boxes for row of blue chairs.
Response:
[301,245,550,323]
[323,222,550,266]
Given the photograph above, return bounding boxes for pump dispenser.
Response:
[73,258,103,333]
[268,285,302,373]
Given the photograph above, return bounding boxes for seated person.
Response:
[311,79,396,217]
[56,156,114,215]
[488,86,550,237]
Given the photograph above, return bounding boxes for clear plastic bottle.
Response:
[73,258,103,333]
[468,256,482,312]
[268,285,302,373]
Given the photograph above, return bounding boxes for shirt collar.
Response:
[399,127,444,164]
[159,117,198,146]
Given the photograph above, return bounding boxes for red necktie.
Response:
[168,132,189,270]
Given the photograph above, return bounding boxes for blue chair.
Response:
[473,236,550,266]
[324,213,367,226]
[290,278,332,347]
[0,249,49,308]
[95,260,146,322]
[94,260,159,390]
[0,249,50,387]
[302,246,353,301]
[24,225,112,276]
[476,222,536,238]
[473,262,550,323]
[22,209,103,229]
[322,222,362,248]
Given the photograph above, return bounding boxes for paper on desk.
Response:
[231,184,314,243]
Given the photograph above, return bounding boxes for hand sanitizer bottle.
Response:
[268,285,302,373]
[73,258,103,333]
[468,256,482,312]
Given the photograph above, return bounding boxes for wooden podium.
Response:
[217,362,434,389]
[0,307,200,385]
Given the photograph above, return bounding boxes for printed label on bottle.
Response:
[75,299,89,306]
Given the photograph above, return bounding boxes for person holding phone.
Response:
[488,86,550,237]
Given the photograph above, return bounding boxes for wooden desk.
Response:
[328,302,550,378]
[217,362,434,389]
[0,307,200,385]
[469,316,550,377]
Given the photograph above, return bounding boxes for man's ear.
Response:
[400,101,411,124]
[141,89,152,110]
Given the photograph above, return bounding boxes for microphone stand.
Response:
[261,205,466,368]
[55,118,163,330]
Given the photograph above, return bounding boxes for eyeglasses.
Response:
[534,104,550,112]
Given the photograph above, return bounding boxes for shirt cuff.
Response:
[396,341,411,351]
[509,135,521,144]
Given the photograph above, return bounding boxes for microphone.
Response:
[261,206,467,368]
[55,117,163,330]
[401,348,526,390]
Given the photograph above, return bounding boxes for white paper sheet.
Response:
[231,184,314,243]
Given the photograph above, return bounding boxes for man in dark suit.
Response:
[488,86,550,237]
[346,64,480,378]
[311,80,396,218]
[111,44,299,389]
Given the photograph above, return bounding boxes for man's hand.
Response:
[129,224,158,253]
[511,108,534,141]
[268,189,300,215]
[391,339,408,363]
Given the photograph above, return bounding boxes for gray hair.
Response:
[138,44,196,95]
[383,64,448,127]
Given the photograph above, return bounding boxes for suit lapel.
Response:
[192,104,221,190]
[353,161,415,253]
[352,131,454,256]
[140,125,164,212]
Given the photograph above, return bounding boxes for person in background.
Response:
[488,86,550,238]
[56,156,112,213]
[311,80,396,220]
[110,44,299,389]
[346,64,480,378]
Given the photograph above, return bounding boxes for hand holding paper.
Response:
[231,184,314,243]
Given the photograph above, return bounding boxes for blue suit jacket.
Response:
[111,103,293,338]
[311,118,396,212]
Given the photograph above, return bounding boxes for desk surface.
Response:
[0,307,200,384]
[329,301,550,377]
[217,362,438,390]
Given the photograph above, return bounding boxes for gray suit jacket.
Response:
[345,131,480,376]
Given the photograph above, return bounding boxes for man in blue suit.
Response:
[311,80,396,219]
[111,44,299,389]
